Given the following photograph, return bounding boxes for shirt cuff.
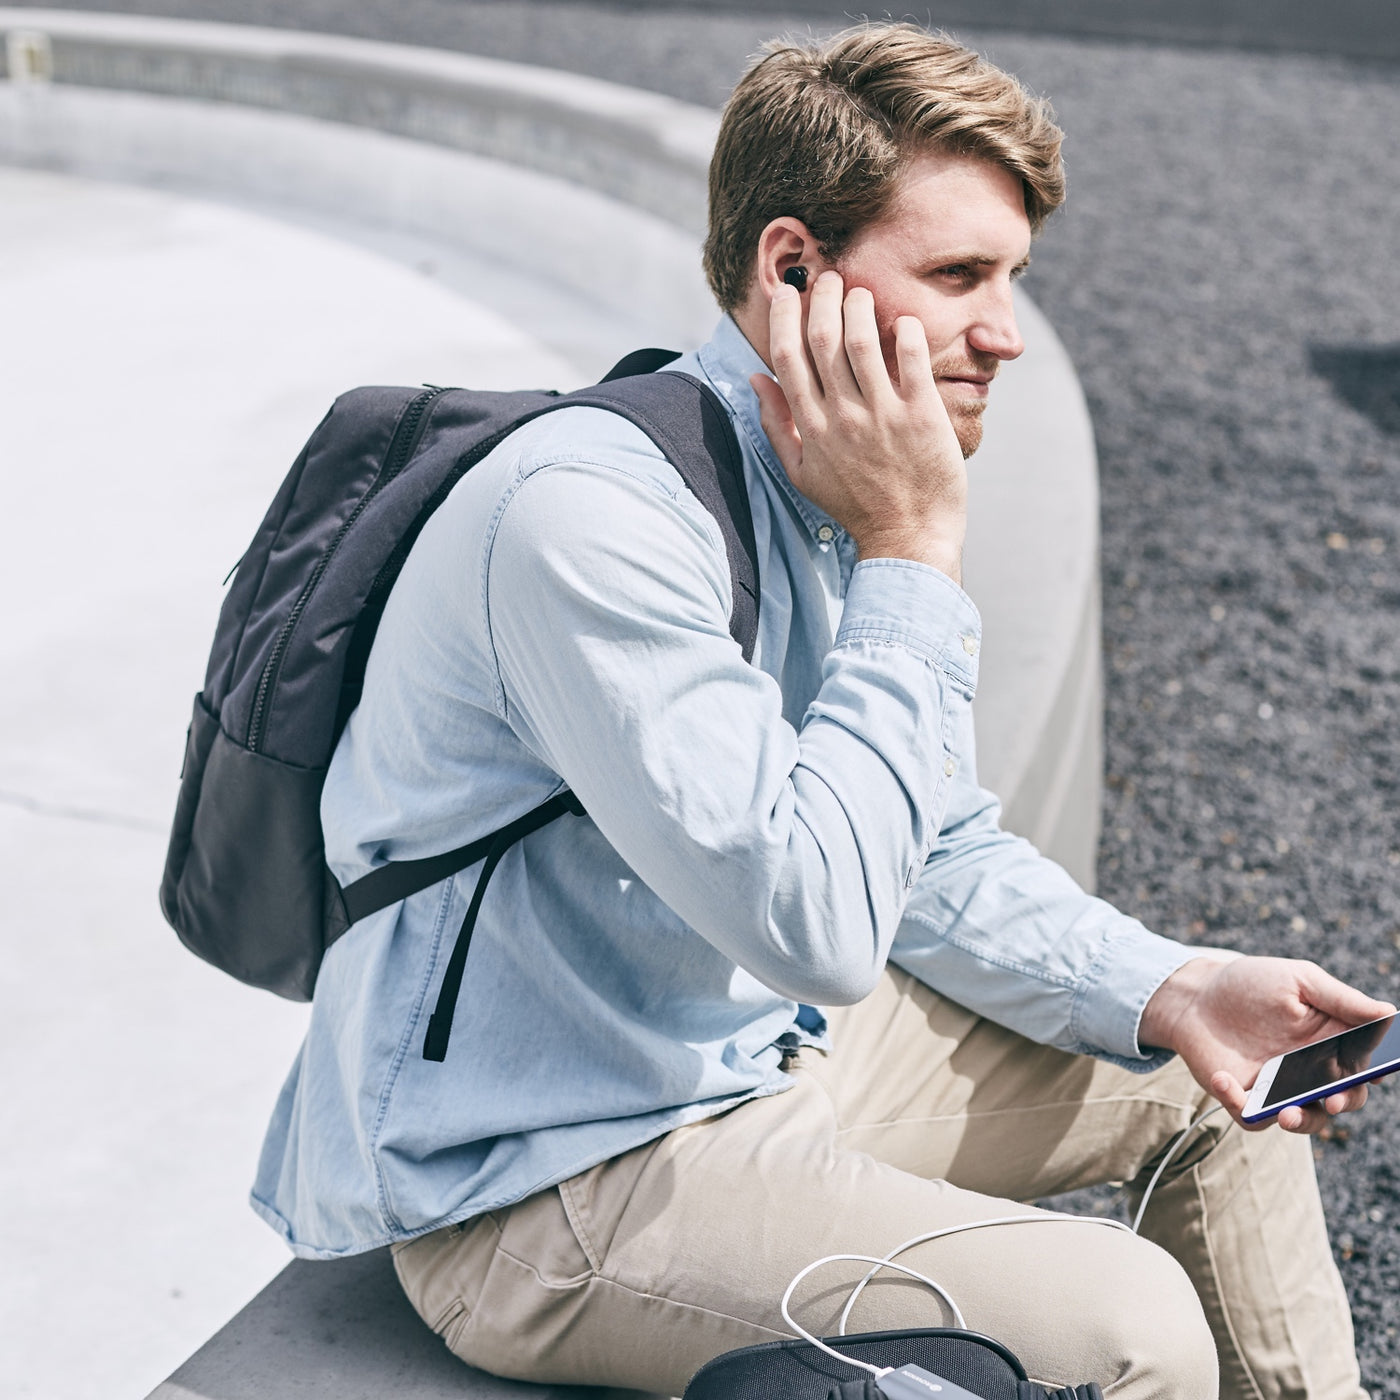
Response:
[1072,923,1201,1071]
[835,559,983,692]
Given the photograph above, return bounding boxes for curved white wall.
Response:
[0,8,1104,882]
[0,12,1104,1398]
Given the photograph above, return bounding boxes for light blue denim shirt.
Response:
[252,316,1194,1259]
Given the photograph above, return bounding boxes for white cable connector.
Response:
[780,1105,1228,1383]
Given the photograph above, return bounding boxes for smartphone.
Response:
[1242,1013,1400,1123]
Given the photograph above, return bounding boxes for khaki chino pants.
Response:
[393,967,1364,1399]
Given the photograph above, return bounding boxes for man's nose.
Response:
[968,288,1025,361]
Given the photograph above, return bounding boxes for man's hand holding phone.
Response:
[1140,955,1397,1133]
[750,271,968,583]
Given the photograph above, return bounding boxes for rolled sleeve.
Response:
[836,559,982,693]
[1073,922,1200,1069]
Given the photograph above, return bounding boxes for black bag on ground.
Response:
[160,350,758,1061]
[681,1328,1103,1400]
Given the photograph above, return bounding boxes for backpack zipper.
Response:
[247,387,446,753]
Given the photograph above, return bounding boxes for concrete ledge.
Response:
[0,13,1103,1397]
[0,7,1103,884]
[146,1247,665,1400]
[0,81,719,360]
[0,8,717,228]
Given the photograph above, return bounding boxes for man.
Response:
[253,24,1390,1397]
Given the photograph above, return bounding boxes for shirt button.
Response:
[944,757,956,777]
[962,635,978,655]
[817,525,835,543]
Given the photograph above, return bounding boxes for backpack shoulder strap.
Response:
[558,370,760,662]
[599,346,681,381]
[338,365,761,935]
[337,363,762,1062]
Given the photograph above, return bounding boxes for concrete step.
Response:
[147,1248,668,1400]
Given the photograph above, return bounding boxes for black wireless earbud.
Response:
[783,266,809,292]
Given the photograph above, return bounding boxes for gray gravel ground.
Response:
[15,0,1400,1388]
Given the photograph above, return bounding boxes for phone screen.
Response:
[1262,1014,1400,1111]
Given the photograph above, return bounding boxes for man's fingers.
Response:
[751,273,969,572]
[842,286,893,404]
[1299,961,1397,1026]
[1277,1083,1369,1135]
[1323,1083,1369,1116]
[767,282,819,422]
[1280,1085,1367,1135]
[892,314,937,400]
[1211,1068,1371,1137]
[804,271,859,400]
[749,373,803,477]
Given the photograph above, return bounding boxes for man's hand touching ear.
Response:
[1140,955,1396,1133]
[749,271,967,584]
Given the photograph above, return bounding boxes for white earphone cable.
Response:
[780,1105,1228,1382]
[780,1253,961,1378]
[1131,1104,1223,1234]
[834,1211,1134,1337]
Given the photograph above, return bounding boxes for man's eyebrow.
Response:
[926,251,1033,272]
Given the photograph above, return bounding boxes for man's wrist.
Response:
[1139,956,1221,1053]
[855,529,964,583]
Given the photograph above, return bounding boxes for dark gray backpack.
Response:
[160,351,758,1062]
[682,1327,1103,1400]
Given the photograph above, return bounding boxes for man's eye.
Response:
[936,265,972,281]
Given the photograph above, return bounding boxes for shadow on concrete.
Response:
[1310,343,1400,438]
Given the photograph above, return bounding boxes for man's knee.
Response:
[1072,1235,1218,1399]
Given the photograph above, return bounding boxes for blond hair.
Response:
[703,23,1066,311]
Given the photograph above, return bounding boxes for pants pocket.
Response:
[393,1214,501,1338]
[447,1188,602,1383]
[494,1184,597,1286]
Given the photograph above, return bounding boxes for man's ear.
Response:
[752,217,830,301]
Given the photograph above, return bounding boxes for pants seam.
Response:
[558,1179,604,1273]
[487,1242,792,1338]
[832,1091,1199,1136]
[1197,1159,1268,1400]
[588,1269,792,1340]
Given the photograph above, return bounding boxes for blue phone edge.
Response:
[1240,1058,1400,1124]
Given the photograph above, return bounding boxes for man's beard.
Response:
[932,350,1000,459]
[944,397,987,459]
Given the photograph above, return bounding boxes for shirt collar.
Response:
[696,316,841,544]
